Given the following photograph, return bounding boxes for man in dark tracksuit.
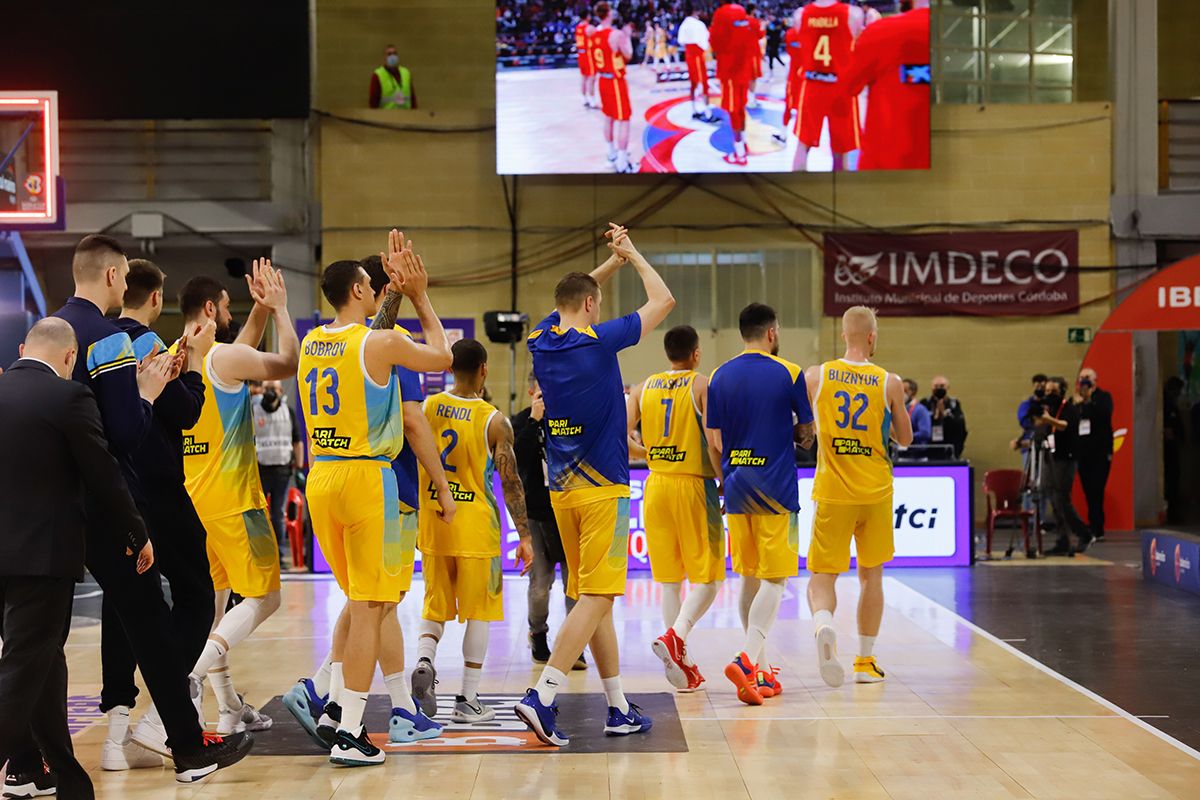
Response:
[97,258,218,767]
[8,235,252,787]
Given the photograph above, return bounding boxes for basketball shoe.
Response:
[515,688,569,747]
[853,656,886,684]
[217,697,273,735]
[315,701,342,749]
[651,628,690,690]
[172,732,254,783]
[723,652,763,705]
[3,764,54,798]
[329,727,384,767]
[756,667,782,699]
[390,706,443,742]
[452,696,496,724]
[815,624,845,688]
[604,703,653,736]
[282,678,326,747]
[410,659,439,717]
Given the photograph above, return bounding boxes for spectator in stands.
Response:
[921,375,967,457]
[252,380,303,567]
[1073,367,1113,541]
[1039,377,1092,555]
[370,44,416,109]
[903,378,931,445]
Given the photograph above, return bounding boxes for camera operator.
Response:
[1013,373,1048,518]
[1073,368,1113,542]
[1038,377,1093,555]
[921,375,968,458]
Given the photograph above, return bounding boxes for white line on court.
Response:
[884,577,1200,761]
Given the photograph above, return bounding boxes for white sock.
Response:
[734,139,747,157]
[312,653,333,698]
[813,609,834,634]
[661,582,683,632]
[189,639,227,683]
[738,576,761,632]
[743,579,785,665]
[462,620,490,665]
[210,663,240,713]
[607,141,616,159]
[859,635,876,658]
[337,690,368,735]
[107,706,131,742]
[417,618,442,663]
[674,581,719,641]
[602,675,629,714]
[462,666,482,703]
[534,665,567,706]
[330,662,345,706]
[616,151,630,171]
[383,672,411,712]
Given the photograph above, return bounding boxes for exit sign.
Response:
[1067,327,1093,344]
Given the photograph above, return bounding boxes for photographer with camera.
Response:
[921,375,967,457]
[1037,377,1093,556]
[1013,373,1049,522]
[1073,368,1113,542]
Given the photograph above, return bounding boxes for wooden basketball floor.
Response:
[58,574,1200,799]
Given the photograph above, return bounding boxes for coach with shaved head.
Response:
[0,318,150,800]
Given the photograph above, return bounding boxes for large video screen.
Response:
[496,1,931,174]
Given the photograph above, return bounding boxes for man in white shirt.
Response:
[678,4,716,122]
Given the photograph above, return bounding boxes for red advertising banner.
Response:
[823,231,1080,317]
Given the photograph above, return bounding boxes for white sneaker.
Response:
[218,698,273,735]
[815,625,845,688]
[101,734,164,771]
[189,675,205,729]
[131,706,172,758]
[451,696,496,724]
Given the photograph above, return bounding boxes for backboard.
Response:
[0,91,60,229]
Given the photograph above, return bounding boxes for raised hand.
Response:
[396,244,430,299]
[137,351,176,402]
[380,229,410,294]
[248,258,287,311]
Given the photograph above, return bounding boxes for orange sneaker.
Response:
[756,666,782,698]
[679,662,706,693]
[724,652,763,706]
[651,628,690,691]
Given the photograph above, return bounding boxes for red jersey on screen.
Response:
[784,26,804,108]
[841,7,931,169]
[576,21,596,76]
[748,15,764,78]
[711,8,759,82]
[590,27,627,79]
[800,1,853,78]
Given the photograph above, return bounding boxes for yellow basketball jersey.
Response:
[812,359,894,505]
[298,323,404,460]
[417,392,503,558]
[640,370,715,478]
[183,344,267,520]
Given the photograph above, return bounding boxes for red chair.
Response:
[286,487,306,569]
[983,469,1038,559]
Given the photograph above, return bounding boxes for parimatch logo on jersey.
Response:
[311,427,351,449]
[729,449,767,466]
[648,445,687,462]
[547,418,584,436]
[428,480,476,503]
[832,437,872,456]
[182,435,208,456]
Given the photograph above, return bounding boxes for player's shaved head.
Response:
[124,258,164,310]
[72,234,127,283]
[452,338,488,376]
[664,325,700,363]
[21,317,78,378]
[554,272,601,312]
[320,260,369,309]
[842,306,877,340]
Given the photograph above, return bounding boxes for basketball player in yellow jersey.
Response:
[412,339,534,723]
[174,260,298,739]
[299,232,452,766]
[627,325,723,693]
[804,306,912,688]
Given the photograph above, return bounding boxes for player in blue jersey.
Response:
[706,303,814,705]
[515,224,675,747]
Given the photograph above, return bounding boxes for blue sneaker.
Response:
[604,702,653,736]
[514,688,569,747]
[282,679,327,748]
[389,704,443,743]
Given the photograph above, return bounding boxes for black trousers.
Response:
[1049,458,1091,547]
[1076,455,1111,538]
[0,576,94,800]
[258,464,292,560]
[100,487,215,712]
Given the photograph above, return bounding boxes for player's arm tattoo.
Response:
[495,420,531,541]
[371,290,404,330]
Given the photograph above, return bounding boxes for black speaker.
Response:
[483,311,528,344]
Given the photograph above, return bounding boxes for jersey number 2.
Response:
[833,390,868,431]
[304,367,340,415]
[439,429,459,473]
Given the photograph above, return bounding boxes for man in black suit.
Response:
[0,318,153,800]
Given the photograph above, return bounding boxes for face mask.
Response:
[933,387,947,400]
[1034,387,1045,398]
[261,389,280,412]
[385,54,400,67]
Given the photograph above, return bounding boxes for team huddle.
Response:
[572,0,930,172]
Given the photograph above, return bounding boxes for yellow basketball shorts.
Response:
[421,554,504,623]
[644,472,725,584]
[203,507,281,597]
[552,496,631,599]
[808,498,895,574]
[728,511,800,580]
[307,458,408,602]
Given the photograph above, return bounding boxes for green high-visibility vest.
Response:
[375,65,412,109]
